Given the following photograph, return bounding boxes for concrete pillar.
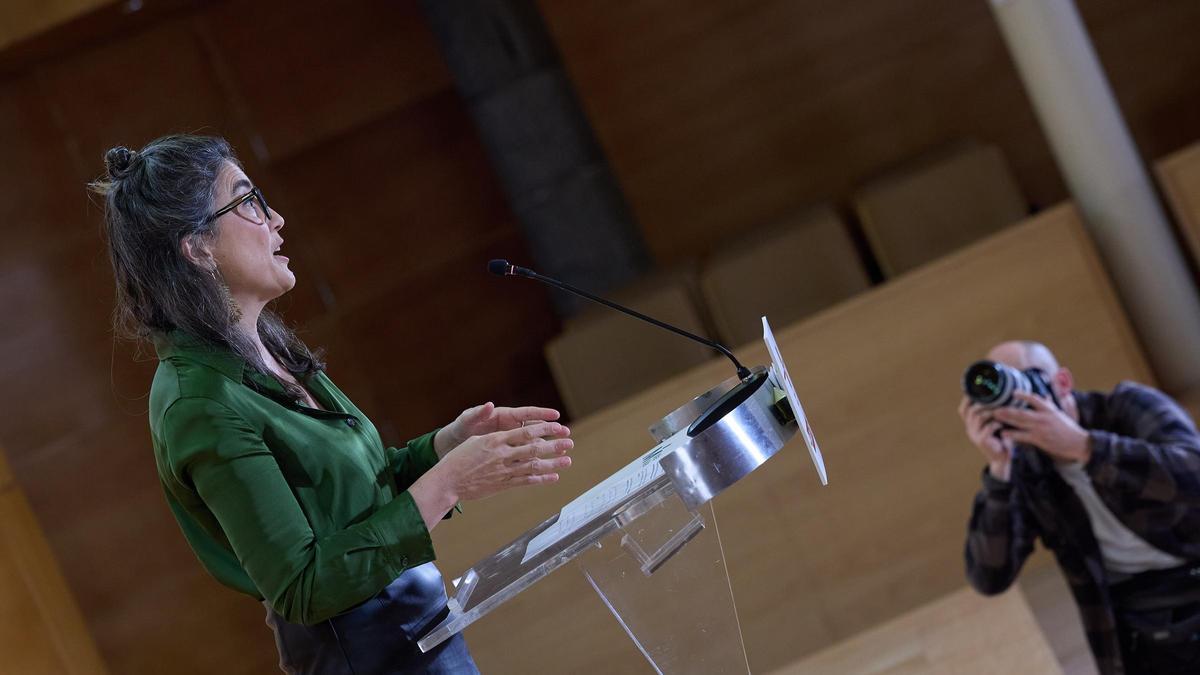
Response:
[989,0,1200,392]
[420,0,652,317]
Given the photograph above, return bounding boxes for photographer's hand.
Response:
[959,397,1014,481]
[993,392,1091,464]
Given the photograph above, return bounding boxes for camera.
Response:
[962,360,1059,410]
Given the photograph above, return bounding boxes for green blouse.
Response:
[149,333,440,625]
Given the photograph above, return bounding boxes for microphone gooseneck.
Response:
[487,259,753,380]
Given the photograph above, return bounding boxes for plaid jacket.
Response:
[964,381,1200,675]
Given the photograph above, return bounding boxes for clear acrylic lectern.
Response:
[418,319,826,674]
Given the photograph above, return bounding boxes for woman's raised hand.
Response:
[412,421,574,528]
[439,422,573,501]
[434,403,562,456]
[415,408,573,528]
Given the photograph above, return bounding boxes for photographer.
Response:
[960,340,1200,675]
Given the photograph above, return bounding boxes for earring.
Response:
[211,268,242,322]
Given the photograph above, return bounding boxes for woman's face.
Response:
[208,162,294,307]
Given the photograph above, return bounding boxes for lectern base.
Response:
[578,484,750,674]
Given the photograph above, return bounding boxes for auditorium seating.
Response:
[699,205,871,348]
[1155,140,1200,273]
[852,141,1029,277]
[1155,141,1200,422]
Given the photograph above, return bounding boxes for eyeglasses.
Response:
[206,186,272,224]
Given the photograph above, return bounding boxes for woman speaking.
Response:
[93,134,573,674]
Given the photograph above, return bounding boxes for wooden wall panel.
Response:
[0,0,112,52]
[270,91,520,308]
[198,0,452,163]
[0,74,144,465]
[536,0,1045,264]
[537,0,1200,265]
[336,230,562,439]
[0,446,108,675]
[1090,1,1200,158]
[0,75,90,258]
[36,17,253,186]
[14,422,276,675]
[0,510,64,675]
[430,205,1151,673]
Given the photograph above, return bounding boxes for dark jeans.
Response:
[264,562,479,674]
[1112,563,1200,675]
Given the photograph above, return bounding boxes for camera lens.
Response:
[963,359,1034,409]
[964,361,1006,405]
[963,360,1047,409]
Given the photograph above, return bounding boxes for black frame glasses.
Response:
[206,186,272,224]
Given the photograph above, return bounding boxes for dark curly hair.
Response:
[90,134,323,397]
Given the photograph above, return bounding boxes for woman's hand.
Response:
[411,422,573,529]
[434,402,562,456]
[441,421,573,500]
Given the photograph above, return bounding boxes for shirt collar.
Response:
[154,331,314,404]
[153,331,246,382]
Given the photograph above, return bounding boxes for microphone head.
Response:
[487,259,512,276]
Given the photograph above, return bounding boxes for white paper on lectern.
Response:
[763,316,828,485]
[521,430,686,563]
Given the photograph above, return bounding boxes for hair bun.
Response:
[104,146,138,180]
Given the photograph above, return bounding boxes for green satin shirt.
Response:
[149,333,440,625]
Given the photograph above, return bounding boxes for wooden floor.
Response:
[1018,561,1100,675]
[769,586,1062,675]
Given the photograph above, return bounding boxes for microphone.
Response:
[488,259,752,380]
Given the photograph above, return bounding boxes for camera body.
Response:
[962,360,1060,410]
